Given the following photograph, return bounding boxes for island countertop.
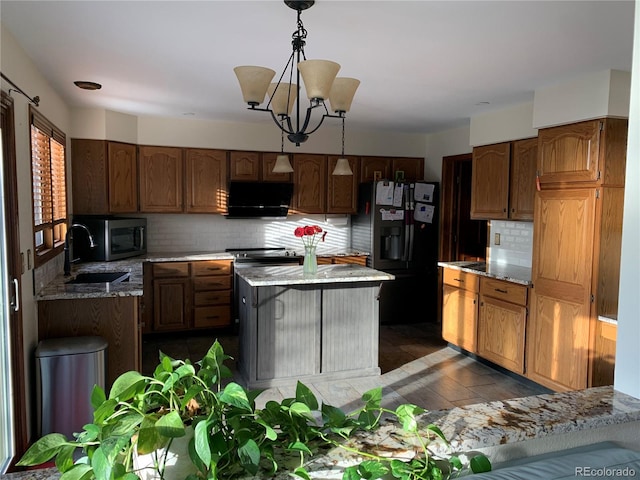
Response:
[236,264,394,287]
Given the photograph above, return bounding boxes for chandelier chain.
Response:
[341,117,345,156]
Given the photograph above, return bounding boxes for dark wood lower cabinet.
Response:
[143,260,233,333]
[38,296,141,388]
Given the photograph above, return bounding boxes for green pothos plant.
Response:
[18,340,491,479]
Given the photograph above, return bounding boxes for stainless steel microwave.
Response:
[71,216,147,261]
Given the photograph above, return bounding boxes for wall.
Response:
[70,109,428,158]
[533,69,631,129]
[469,101,538,147]
[615,3,640,399]
[0,24,72,437]
[423,123,472,182]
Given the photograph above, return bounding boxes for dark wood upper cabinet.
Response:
[470,142,511,220]
[392,157,424,182]
[292,153,327,213]
[360,156,392,183]
[139,145,184,213]
[509,137,538,220]
[72,139,137,215]
[107,142,138,213]
[185,148,227,213]
[230,151,293,182]
[326,156,359,214]
[72,139,109,215]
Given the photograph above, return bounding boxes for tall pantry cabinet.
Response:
[526,118,627,392]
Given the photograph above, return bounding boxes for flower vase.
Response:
[303,245,318,275]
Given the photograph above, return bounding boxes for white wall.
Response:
[533,69,631,129]
[424,123,472,182]
[470,102,538,147]
[0,24,72,436]
[69,109,428,158]
[614,4,640,399]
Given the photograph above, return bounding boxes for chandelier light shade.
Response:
[267,83,297,116]
[332,157,353,176]
[273,154,294,173]
[234,0,359,146]
[297,59,340,100]
[329,78,361,114]
[233,66,276,105]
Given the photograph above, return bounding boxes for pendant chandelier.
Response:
[234,0,360,149]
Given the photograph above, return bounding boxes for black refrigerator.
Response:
[351,181,439,324]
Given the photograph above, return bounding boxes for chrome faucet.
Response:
[63,223,97,276]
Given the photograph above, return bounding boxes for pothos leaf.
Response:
[155,410,186,438]
[295,381,319,410]
[16,433,68,466]
[219,382,252,411]
[293,466,312,480]
[238,439,260,472]
[395,404,424,433]
[357,460,389,479]
[470,454,492,473]
[194,419,211,467]
[58,464,93,480]
[361,387,382,409]
[108,371,146,401]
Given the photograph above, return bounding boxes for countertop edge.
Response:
[438,261,532,286]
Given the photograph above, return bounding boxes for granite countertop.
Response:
[36,252,235,301]
[438,260,532,286]
[36,251,370,301]
[4,386,639,480]
[237,264,394,287]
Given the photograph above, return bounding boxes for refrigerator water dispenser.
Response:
[381,226,403,260]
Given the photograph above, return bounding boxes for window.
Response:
[29,107,67,266]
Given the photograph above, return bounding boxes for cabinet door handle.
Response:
[453,278,464,283]
[207,267,222,271]
[495,288,508,294]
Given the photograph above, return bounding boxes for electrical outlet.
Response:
[494,233,501,245]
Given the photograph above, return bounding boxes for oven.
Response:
[226,248,302,323]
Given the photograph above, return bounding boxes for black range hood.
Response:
[226,181,294,218]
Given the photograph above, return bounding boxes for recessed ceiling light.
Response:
[475,101,490,106]
[74,81,102,90]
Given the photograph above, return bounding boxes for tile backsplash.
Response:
[142,213,352,255]
[488,220,533,268]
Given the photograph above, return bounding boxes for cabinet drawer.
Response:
[480,277,527,305]
[332,255,368,266]
[152,262,190,277]
[194,290,231,307]
[194,306,231,328]
[192,260,232,276]
[193,275,232,291]
[443,268,479,292]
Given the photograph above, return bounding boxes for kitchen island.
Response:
[236,264,394,389]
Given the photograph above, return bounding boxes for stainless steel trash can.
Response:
[35,336,108,439]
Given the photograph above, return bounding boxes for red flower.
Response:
[294,225,327,247]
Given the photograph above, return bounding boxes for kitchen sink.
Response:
[65,271,131,284]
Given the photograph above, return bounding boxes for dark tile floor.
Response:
[142,322,550,411]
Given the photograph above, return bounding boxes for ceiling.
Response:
[1,1,635,136]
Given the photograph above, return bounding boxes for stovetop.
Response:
[225,247,300,260]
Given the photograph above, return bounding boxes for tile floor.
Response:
[142,322,550,412]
